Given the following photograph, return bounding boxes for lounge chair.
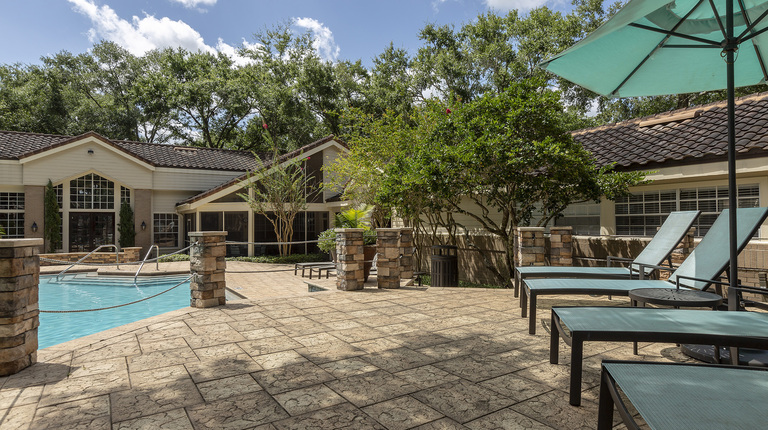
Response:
[521,207,768,334]
[550,306,768,405]
[514,210,700,297]
[596,361,768,429]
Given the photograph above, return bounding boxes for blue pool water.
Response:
[38,274,192,349]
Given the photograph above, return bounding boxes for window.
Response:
[70,173,115,209]
[0,192,25,238]
[53,184,63,209]
[616,185,760,236]
[555,202,601,235]
[120,186,131,205]
[154,214,178,247]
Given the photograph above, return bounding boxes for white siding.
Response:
[322,146,345,201]
[23,141,153,187]
[153,191,197,213]
[0,162,22,185]
[153,169,242,192]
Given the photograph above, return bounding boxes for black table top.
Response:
[628,287,723,308]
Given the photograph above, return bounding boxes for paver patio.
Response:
[3,262,697,429]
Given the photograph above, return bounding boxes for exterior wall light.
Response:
[141,221,147,231]
[31,222,38,233]
[88,149,94,155]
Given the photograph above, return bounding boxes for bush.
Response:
[228,253,329,264]
[318,229,336,253]
[158,253,190,262]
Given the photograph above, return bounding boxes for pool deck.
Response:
[3,262,696,429]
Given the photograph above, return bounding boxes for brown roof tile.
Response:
[574,92,768,170]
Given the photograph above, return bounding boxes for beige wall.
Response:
[134,189,152,254]
[23,185,44,250]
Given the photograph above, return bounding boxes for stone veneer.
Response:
[399,228,414,280]
[0,238,42,376]
[515,227,546,267]
[335,228,364,291]
[376,229,401,289]
[188,232,227,308]
[548,227,573,266]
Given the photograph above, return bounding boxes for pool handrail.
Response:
[56,244,120,280]
[134,245,160,284]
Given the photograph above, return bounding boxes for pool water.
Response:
[38,274,192,349]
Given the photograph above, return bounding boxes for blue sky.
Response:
[0,0,570,67]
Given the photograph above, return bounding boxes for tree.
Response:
[118,202,136,248]
[337,80,646,287]
[238,131,315,256]
[43,180,61,252]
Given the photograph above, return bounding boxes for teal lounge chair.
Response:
[521,207,768,334]
[597,361,768,429]
[514,210,700,298]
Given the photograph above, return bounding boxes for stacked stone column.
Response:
[188,232,227,308]
[515,227,546,267]
[0,238,42,376]
[376,229,401,289]
[399,228,414,280]
[335,228,364,291]
[549,227,573,266]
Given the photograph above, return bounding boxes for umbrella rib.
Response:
[737,0,768,81]
[736,4,768,41]
[740,24,768,42]
[628,23,722,47]
[614,1,711,96]
[708,0,728,39]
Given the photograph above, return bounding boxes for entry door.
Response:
[69,213,115,252]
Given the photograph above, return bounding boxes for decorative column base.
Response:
[549,227,573,266]
[377,229,401,289]
[399,228,414,280]
[188,232,227,308]
[516,227,546,266]
[0,238,42,376]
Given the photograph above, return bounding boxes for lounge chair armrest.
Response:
[606,256,633,267]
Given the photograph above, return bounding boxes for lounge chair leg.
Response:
[550,313,560,364]
[514,273,520,298]
[597,371,615,429]
[569,339,584,406]
[521,288,528,318]
[528,295,537,335]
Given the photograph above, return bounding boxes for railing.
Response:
[134,245,160,284]
[56,244,119,280]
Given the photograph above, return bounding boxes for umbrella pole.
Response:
[726,0,740,365]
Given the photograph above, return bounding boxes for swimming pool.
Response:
[38,274,192,349]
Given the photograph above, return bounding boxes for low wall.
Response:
[417,231,768,288]
[39,247,142,266]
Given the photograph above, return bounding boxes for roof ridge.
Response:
[113,139,257,156]
[572,91,768,135]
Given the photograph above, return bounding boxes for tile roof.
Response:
[175,135,345,207]
[0,130,258,172]
[573,92,768,171]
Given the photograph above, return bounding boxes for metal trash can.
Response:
[431,245,459,287]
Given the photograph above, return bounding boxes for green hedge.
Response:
[158,253,330,264]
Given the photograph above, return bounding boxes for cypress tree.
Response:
[118,202,136,248]
[43,180,62,252]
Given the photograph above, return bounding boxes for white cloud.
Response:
[294,17,340,62]
[68,0,253,64]
[484,0,548,12]
[432,0,448,12]
[170,0,217,8]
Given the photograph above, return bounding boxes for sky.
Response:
[0,0,571,67]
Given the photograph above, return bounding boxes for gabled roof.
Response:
[175,135,347,207]
[574,92,768,171]
[0,130,258,172]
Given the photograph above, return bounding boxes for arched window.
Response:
[70,173,115,210]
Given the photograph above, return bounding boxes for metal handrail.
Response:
[134,245,160,283]
[56,244,119,280]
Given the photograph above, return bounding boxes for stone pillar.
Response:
[122,247,142,263]
[0,238,43,376]
[335,228,364,291]
[549,227,573,267]
[188,232,227,308]
[516,227,546,267]
[399,228,414,280]
[377,229,401,289]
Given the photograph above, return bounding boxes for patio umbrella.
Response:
[540,0,768,303]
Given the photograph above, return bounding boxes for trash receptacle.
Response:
[431,245,458,287]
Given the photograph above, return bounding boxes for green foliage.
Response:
[334,205,373,228]
[228,253,328,264]
[118,202,136,248]
[158,253,190,262]
[317,229,337,253]
[43,180,61,252]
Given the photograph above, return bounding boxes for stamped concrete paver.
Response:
[2,262,700,429]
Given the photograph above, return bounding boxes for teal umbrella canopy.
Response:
[541,0,768,97]
[541,0,768,333]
